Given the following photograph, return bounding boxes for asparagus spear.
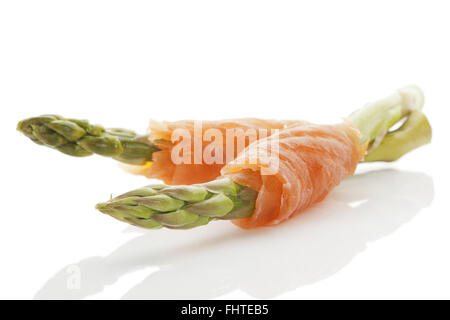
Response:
[96,178,258,229]
[17,115,159,165]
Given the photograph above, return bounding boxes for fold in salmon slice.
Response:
[221,122,367,228]
[124,118,304,185]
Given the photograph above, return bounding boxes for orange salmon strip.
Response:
[221,122,367,228]
[125,118,304,185]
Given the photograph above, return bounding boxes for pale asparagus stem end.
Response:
[363,109,432,162]
[348,85,431,162]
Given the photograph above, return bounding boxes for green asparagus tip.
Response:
[96,178,258,230]
[17,115,159,165]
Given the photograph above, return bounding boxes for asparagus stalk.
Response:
[17,115,159,165]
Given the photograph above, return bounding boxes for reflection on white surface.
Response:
[35,169,434,299]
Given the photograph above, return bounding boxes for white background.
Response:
[0,1,449,299]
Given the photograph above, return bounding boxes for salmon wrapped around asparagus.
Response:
[18,86,431,229]
[17,86,429,185]
[92,86,430,229]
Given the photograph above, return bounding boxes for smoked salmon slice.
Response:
[125,118,304,185]
[221,122,367,228]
